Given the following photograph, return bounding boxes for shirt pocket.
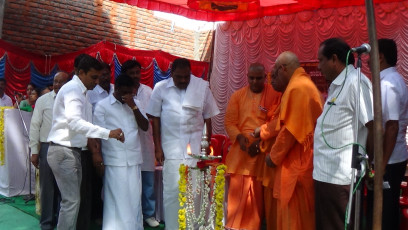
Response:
[183,108,201,131]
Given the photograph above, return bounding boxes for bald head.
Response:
[247,63,266,93]
[271,51,300,92]
[276,51,300,72]
[53,72,69,94]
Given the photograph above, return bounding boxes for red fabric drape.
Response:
[0,40,209,96]
[210,2,408,135]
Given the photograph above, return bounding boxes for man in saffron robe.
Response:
[265,51,322,230]
[224,63,281,230]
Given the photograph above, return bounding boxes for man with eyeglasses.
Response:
[256,51,322,230]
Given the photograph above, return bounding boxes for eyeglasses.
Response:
[272,64,282,79]
[272,63,289,79]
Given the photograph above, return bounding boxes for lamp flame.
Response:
[187,144,192,155]
[210,146,214,156]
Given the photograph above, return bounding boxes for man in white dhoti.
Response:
[93,74,149,230]
[121,59,160,227]
[146,58,220,230]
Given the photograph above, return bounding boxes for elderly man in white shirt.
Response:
[29,72,69,230]
[366,38,408,230]
[121,59,159,227]
[94,73,148,230]
[146,58,220,230]
[47,55,124,230]
[313,38,374,230]
[0,78,12,107]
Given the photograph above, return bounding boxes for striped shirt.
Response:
[313,65,374,185]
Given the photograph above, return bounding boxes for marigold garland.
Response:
[177,163,227,230]
[214,164,226,230]
[178,164,187,230]
[0,107,12,166]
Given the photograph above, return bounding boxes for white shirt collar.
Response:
[332,64,355,86]
[95,85,105,94]
[166,78,176,88]
[50,90,57,98]
[108,93,121,105]
[72,75,87,94]
[380,66,396,80]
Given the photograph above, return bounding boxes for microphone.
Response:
[351,43,371,54]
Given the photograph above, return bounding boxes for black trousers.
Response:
[76,150,93,230]
[367,160,407,230]
[39,143,61,230]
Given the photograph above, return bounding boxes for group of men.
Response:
[28,55,162,230]
[24,36,407,230]
[224,38,408,230]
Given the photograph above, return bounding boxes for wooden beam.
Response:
[365,1,384,230]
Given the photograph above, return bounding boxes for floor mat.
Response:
[0,195,39,219]
[0,205,40,230]
[0,195,165,229]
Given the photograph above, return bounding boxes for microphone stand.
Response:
[346,54,366,230]
[14,95,35,202]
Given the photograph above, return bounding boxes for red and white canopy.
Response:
[111,0,404,21]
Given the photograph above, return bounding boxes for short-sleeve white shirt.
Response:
[93,94,145,166]
[313,65,374,185]
[380,67,408,164]
[146,78,220,160]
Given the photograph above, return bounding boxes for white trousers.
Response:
[103,165,143,230]
[163,159,198,230]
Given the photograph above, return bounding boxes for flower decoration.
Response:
[0,107,12,166]
[214,164,226,230]
[178,164,187,230]
[178,163,227,229]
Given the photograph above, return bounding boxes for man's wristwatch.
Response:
[132,105,138,111]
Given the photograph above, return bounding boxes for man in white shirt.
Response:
[94,73,148,230]
[87,62,114,110]
[86,62,114,225]
[29,71,69,230]
[0,78,12,107]
[146,58,220,230]
[121,59,159,227]
[313,38,374,230]
[366,38,408,230]
[46,55,124,230]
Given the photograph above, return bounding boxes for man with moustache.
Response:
[46,55,124,230]
[146,58,219,230]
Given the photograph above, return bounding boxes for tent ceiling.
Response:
[111,0,404,21]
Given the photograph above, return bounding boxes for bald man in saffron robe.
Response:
[258,52,323,230]
[224,63,281,230]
